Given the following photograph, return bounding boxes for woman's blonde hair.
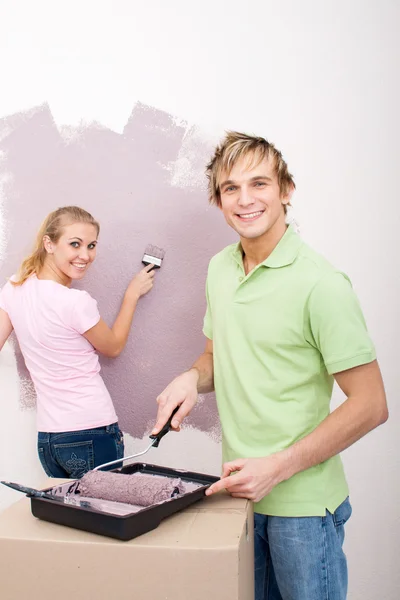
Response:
[12,206,100,286]
[206,131,295,211]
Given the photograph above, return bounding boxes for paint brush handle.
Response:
[1,481,56,500]
[149,406,180,448]
[1,480,92,508]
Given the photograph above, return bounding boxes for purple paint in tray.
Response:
[30,463,219,540]
[50,472,203,516]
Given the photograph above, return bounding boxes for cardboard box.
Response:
[0,478,254,600]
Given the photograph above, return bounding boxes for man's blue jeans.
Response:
[254,497,352,600]
[37,422,124,478]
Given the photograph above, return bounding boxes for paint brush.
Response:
[0,481,91,508]
[142,245,165,270]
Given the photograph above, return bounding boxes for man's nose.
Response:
[237,187,254,207]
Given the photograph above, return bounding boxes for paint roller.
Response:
[77,405,183,506]
[78,471,185,506]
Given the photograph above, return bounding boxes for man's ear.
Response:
[282,184,295,207]
[43,235,53,254]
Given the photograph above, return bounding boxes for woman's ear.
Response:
[43,235,53,254]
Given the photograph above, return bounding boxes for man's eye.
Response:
[226,186,236,192]
[254,182,265,187]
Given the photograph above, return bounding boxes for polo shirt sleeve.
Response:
[306,271,376,374]
[71,290,101,334]
[202,274,213,340]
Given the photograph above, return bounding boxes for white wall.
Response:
[0,1,399,598]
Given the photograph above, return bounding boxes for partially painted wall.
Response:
[0,103,237,507]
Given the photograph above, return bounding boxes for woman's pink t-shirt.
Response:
[0,275,118,432]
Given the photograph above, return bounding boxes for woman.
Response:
[0,206,155,478]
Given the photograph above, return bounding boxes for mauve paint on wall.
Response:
[0,103,236,437]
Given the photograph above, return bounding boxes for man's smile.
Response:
[235,210,265,222]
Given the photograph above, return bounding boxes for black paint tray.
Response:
[30,463,219,541]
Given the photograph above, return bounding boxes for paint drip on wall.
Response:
[0,103,237,439]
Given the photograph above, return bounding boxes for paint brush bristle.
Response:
[142,244,166,269]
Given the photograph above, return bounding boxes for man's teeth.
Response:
[238,211,263,219]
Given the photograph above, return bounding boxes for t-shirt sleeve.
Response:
[0,282,10,313]
[305,271,376,374]
[202,273,213,340]
[71,291,101,334]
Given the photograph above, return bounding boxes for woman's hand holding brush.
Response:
[126,264,155,302]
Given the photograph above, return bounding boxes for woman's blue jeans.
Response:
[37,422,124,478]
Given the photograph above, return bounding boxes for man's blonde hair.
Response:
[206,131,295,210]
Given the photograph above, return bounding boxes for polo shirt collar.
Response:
[232,225,303,269]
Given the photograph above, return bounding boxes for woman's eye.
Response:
[88,243,96,250]
[70,242,79,248]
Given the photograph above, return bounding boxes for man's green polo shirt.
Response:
[203,225,376,517]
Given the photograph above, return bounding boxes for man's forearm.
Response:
[189,351,214,394]
[279,390,388,482]
[206,363,388,502]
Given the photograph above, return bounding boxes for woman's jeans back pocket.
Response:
[53,441,95,478]
[37,424,124,478]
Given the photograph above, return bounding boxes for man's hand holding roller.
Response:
[152,338,215,435]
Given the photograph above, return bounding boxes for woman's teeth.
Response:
[71,263,86,270]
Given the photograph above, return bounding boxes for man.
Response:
[152,131,388,600]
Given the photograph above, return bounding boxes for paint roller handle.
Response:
[149,406,180,448]
[92,407,180,472]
